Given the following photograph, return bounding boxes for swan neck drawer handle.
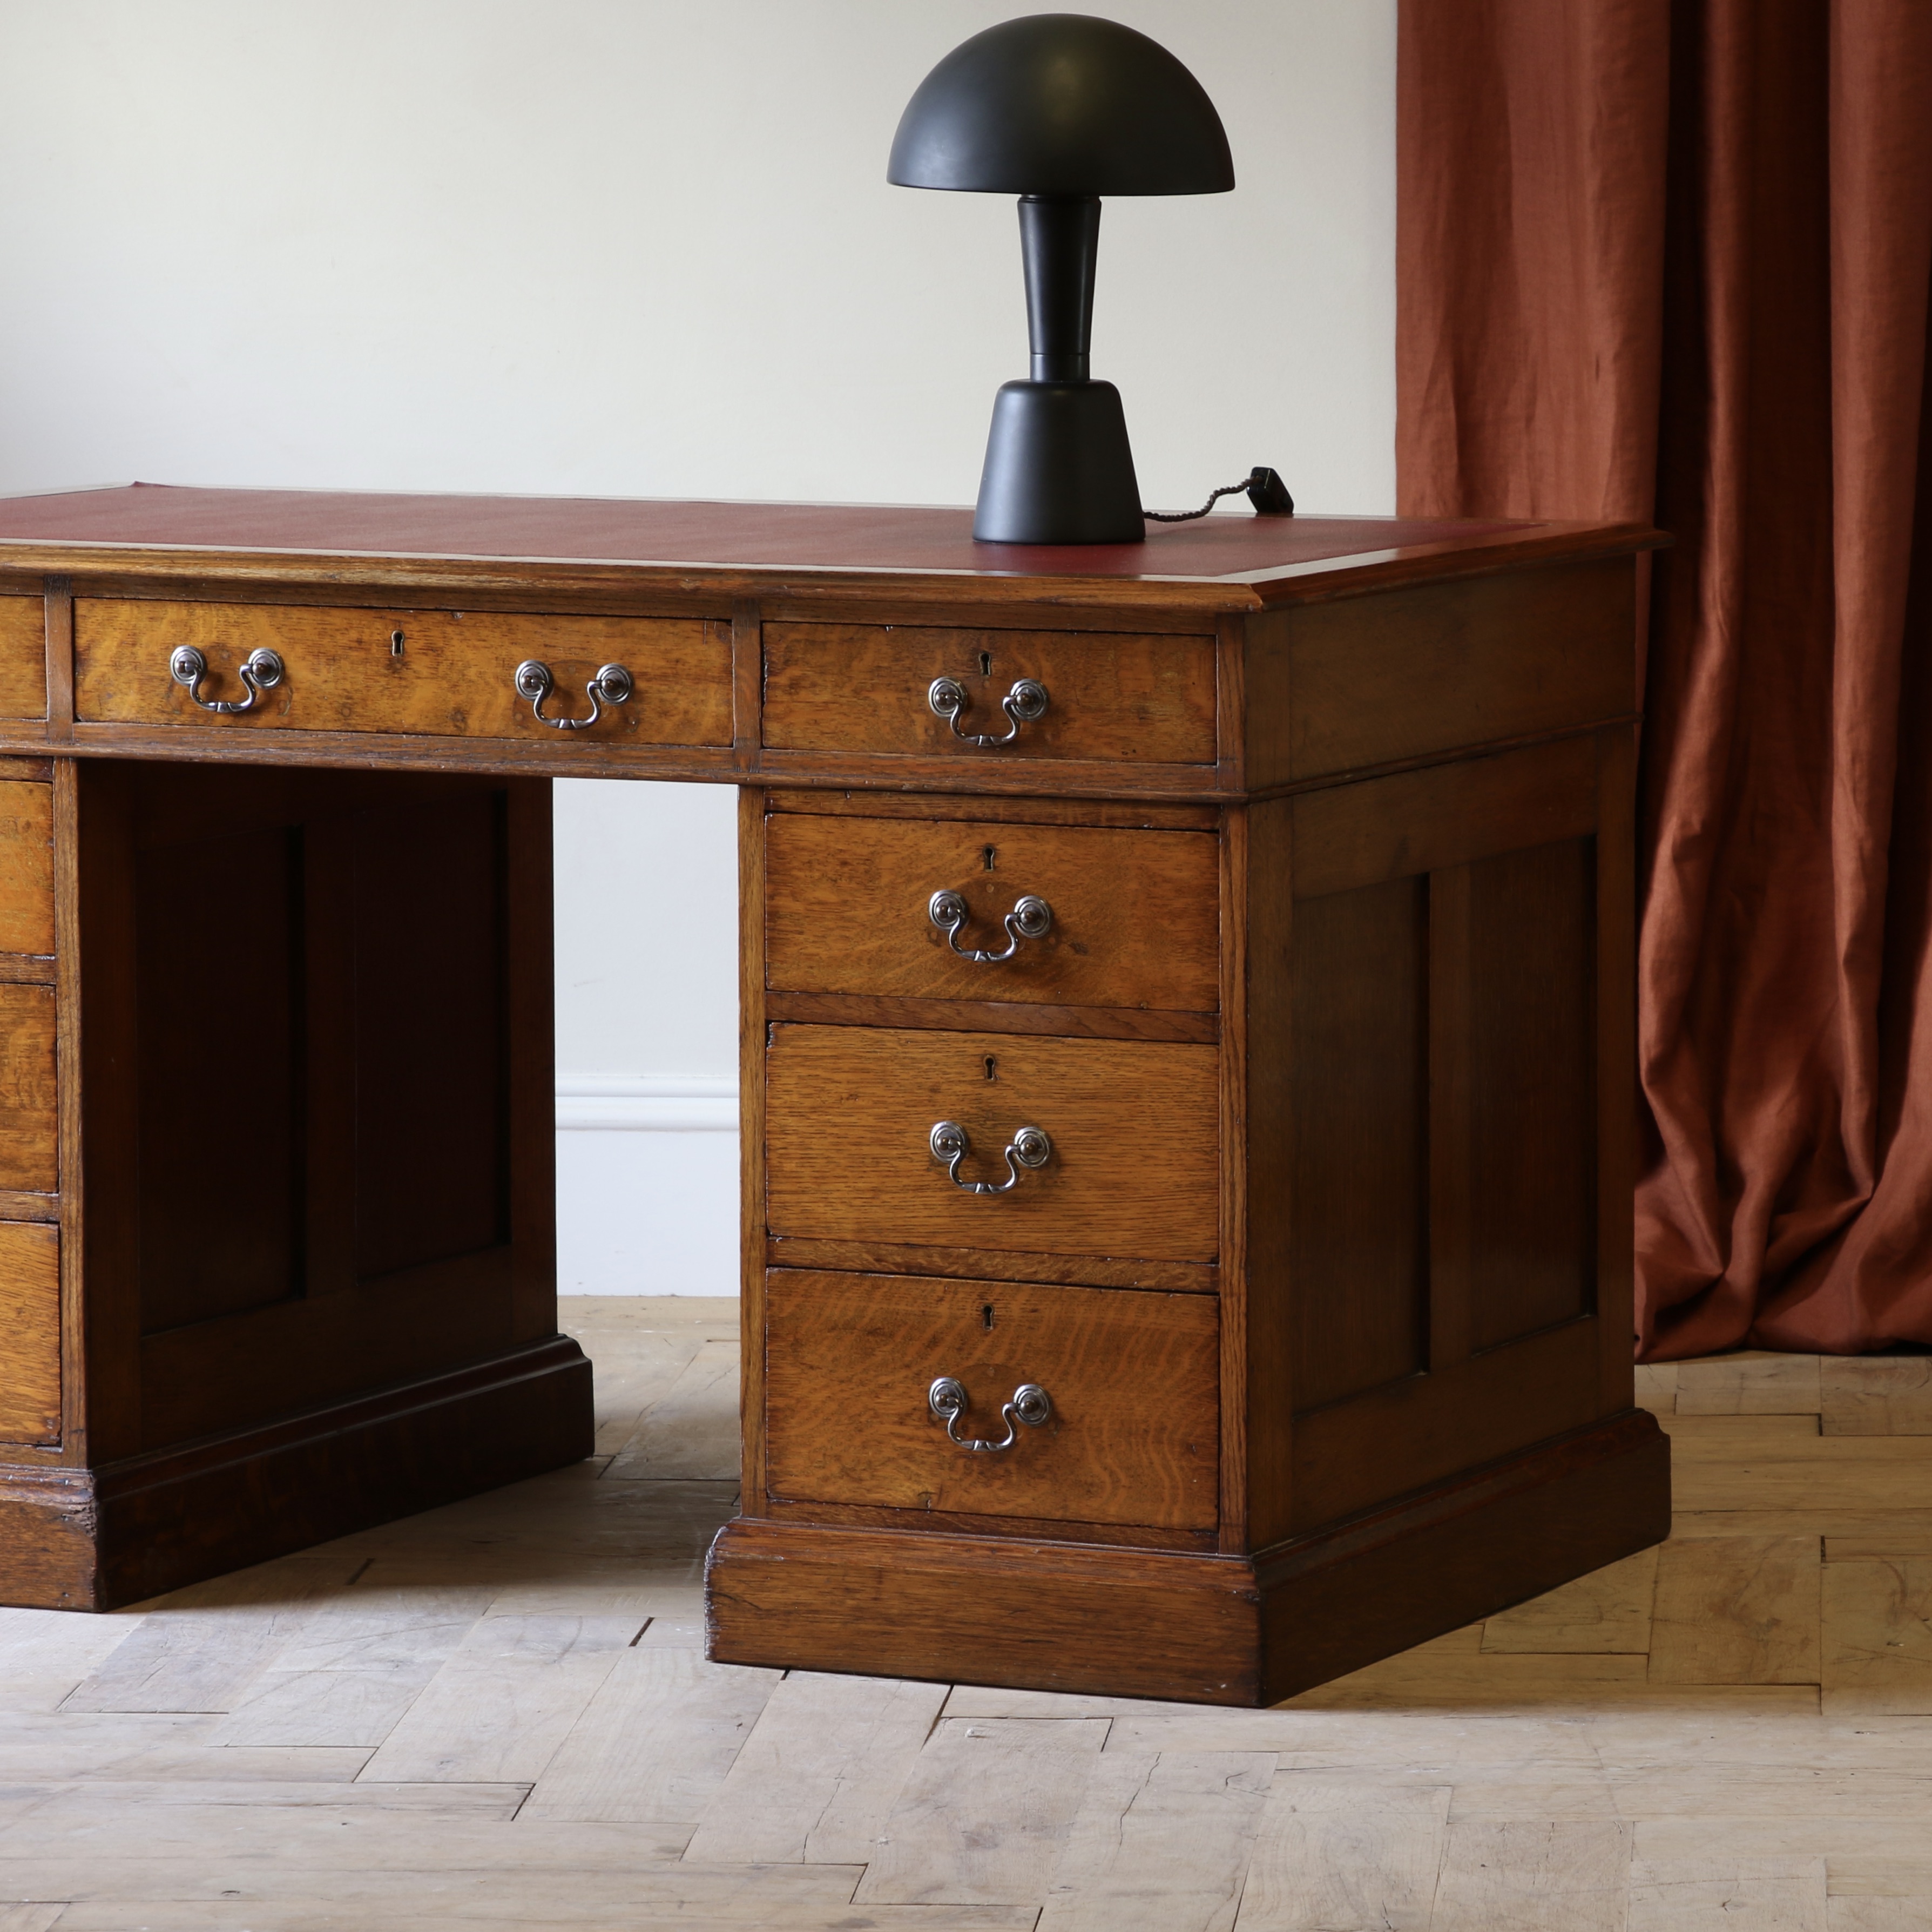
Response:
[170,646,283,714]
[514,659,633,730]
[927,675,1049,745]
[928,889,1053,962]
[928,1376,1052,1453]
[929,1119,1051,1194]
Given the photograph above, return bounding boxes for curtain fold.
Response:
[1397,0,1932,1357]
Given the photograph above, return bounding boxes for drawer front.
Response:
[766,1269,1219,1530]
[765,1024,1219,1262]
[766,810,1220,1011]
[1250,558,1638,786]
[0,1222,59,1444]
[73,600,734,744]
[0,597,46,722]
[0,781,53,960]
[762,623,1217,764]
[0,985,55,1195]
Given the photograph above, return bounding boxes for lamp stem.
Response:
[1018,195,1100,383]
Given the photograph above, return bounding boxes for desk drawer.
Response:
[0,597,47,722]
[0,986,56,1195]
[762,623,1217,764]
[73,599,733,745]
[765,1023,1218,1263]
[765,1269,1219,1531]
[766,810,1219,1012]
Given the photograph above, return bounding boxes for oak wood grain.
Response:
[1288,733,1599,901]
[1258,1407,1670,1700]
[41,578,70,747]
[1239,799,1294,1551]
[764,1024,1219,1264]
[769,790,1219,830]
[0,1221,58,1445]
[852,1714,1109,1907]
[54,755,92,1462]
[1287,873,1428,1414]
[0,781,53,959]
[60,756,580,1554]
[92,1334,591,1608]
[1594,725,1638,1419]
[755,1494,1214,1551]
[681,1670,950,1865]
[1465,835,1597,1352]
[1215,803,1249,1555]
[1649,1535,1820,1685]
[764,1269,1219,1530]
[1289,1318,1607,1534]
[1239,1781,1447,1932]
[764,1237,1214,1294]
[1034,1747,1275,1931]
[1429,862,1476,1375]
[363,1610,644,1787]
[739,788,770,1509]
[707,1517,1265,1705]
[765,812,1219,1011]
[763,623,1217,764]
[73,600,732,745]
[519,1641,781,1826]
[0,988,56,1197]
[1245,556,1636,787]
[764,991,1218,1045]
[0,597,46,725]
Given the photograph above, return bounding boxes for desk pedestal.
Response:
[0,757,589,1608]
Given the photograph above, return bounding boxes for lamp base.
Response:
[972,380,1145,545]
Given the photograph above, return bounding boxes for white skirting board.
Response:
[556,1078,739,1295]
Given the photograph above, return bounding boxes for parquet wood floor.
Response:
[3,1301,1929,1928]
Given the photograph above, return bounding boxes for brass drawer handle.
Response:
[170,645,283,714]
[514,659,633,731]
[928,1376,1052,1453]
[927,675,1049,745]
[928,889,1053,962]
[929,1119,1051,1194]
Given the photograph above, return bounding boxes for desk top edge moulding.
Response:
[0,484,1667,1707]
[0,482,1659,604]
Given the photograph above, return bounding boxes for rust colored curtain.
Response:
[1398,0,1932,1356]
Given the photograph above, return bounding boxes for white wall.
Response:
[0,0,1396,1291]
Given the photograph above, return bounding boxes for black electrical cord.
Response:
[1145,465,1296,523]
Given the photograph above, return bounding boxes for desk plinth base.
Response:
[0,1337,592,1611]
[706,1408,1669,1707]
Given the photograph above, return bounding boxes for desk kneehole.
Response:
[72,599,734,744]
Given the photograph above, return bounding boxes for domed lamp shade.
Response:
[889,13,1234,544]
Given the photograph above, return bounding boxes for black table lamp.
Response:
[889,12,1234,544]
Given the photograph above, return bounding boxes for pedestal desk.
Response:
[0,485,1669,1705]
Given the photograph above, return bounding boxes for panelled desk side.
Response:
[0,491,1667,1707]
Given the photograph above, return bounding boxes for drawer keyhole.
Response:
[979,651,992,677]
[983,846,997,870]
[390,629,406,657]
[984,1056,997,1081]
[982,1304,994,1330]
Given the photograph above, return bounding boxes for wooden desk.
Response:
[0,486,1668,1705]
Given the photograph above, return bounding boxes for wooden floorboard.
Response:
[0,1298,1926,1925]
